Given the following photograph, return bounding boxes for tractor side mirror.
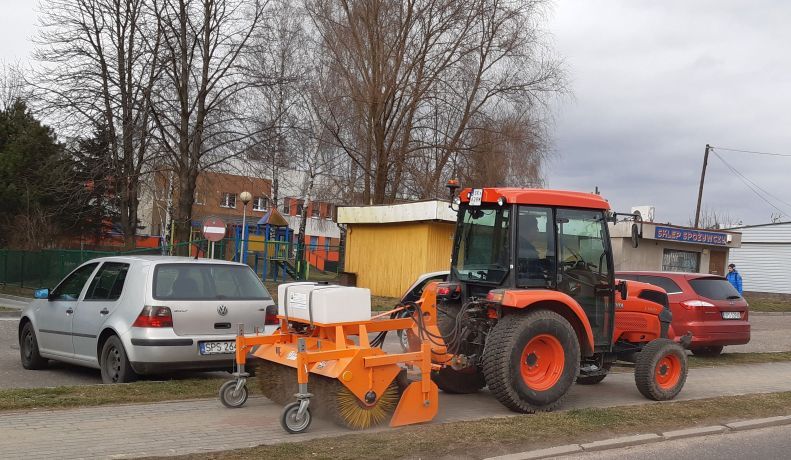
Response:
[617,281,628,300]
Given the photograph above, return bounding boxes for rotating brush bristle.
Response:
[332,381,401,430]
[254,359,298,405]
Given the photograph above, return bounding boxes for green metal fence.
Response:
[0,238,344,289]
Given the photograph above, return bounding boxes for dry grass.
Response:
[745,296,791,312]
[0,377,246,412]
[163,391,791,460]
[688,351,791,367]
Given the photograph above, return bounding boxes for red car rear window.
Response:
[688,278,741,300]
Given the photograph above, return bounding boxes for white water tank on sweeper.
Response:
[277,282,371,324]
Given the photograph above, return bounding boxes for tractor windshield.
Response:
[451,206,511,284]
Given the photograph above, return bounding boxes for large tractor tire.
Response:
[431,303,486,394]
[635,338,687,400]
[482,310,580,413]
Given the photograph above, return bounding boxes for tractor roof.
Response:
[459,187,610,210]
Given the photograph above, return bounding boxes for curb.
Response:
[482,415,791,460]
[0,293,33,302]
[750,311,791,316]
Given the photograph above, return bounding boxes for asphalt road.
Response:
[0,317,404,388]
[1,314,789,389]
[564,425,791,460]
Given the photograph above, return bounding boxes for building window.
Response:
[253,196,268,212]
[311,203,320,218]
[325,238,330,253]
[220,192,236,208]
[310,235,318,251]
[281,199,290,214]
[296,202,304,216]
[326,204,334,219]
[662,249,700,272]
[194,192,204,205]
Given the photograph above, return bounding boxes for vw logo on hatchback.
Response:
[217,305,228,316]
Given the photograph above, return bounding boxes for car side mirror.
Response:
[34,288,50,300]
[617,281,628,300]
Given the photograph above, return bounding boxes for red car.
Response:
[616,271,750,356]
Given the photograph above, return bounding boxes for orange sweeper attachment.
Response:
[218,282,446,434]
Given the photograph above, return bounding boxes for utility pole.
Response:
[694,144,711,228]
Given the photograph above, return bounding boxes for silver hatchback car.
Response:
[18,256,277,383]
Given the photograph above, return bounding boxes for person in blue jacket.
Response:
[726,263,743,295]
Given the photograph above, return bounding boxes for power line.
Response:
[713,146,791,158]
[712,151,791,217]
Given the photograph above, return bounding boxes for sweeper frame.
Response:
[220,308,440,434]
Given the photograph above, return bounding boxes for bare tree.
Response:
[243,0,309,208]
[148,0,268,247]
[689,206,743,229]
[34,0,162,248]
[0,61,27,110]
[307,0,565,204]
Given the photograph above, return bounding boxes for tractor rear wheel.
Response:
[635,338,687,400]
[483,310,580,413]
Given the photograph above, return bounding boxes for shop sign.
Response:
[654,226,728,246]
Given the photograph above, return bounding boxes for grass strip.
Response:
[165,391,791,460]
[745,297,791,312]
[0,377,247,412]
[689,351,791,367]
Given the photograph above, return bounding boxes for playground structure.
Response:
[220,209,342,282]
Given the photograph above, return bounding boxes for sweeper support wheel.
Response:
[218,380,248,408]
[281,401,312,434]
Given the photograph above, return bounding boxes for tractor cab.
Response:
[449,187,621,352]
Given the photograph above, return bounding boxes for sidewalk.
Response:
[3,361,791,459]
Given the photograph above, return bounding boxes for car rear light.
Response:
[264,305,279,325]
[680,300,715,310]
[132,306,173,328]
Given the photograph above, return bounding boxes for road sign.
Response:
[202,217,226,242]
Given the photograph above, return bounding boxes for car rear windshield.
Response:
[616,274,682,294]
[688,277,741,300]
[153,264,271,300]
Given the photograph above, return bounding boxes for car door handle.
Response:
[66,307,74,315]
[100,308,109,315]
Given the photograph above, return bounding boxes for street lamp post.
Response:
[239,191,252,263]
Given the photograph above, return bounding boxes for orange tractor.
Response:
[220,186,689,433]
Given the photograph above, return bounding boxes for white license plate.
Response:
[470,189,483,206]
[199,341,236,355]
[722,311,741,320]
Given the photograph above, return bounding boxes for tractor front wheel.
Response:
[635,338,687,400]
[483,310,580,413]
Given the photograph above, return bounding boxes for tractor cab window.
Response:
[516,207,555,288]
[557,208,613,347]
[452,206,510,284]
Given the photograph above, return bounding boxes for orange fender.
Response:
[499,289,595,356]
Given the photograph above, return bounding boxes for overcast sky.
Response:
[2,1,789,226]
